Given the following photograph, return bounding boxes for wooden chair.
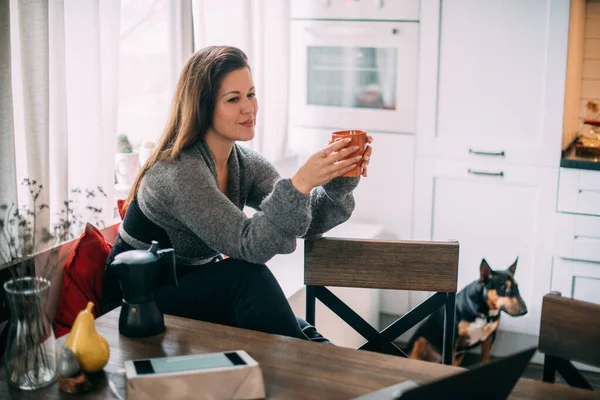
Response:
[304,237,459,365]
[538,291,600,390]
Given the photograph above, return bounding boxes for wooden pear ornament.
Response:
[65,302,110,373]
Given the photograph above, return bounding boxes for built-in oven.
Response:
[289,0,420,134]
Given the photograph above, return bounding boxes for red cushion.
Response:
[53,223,112,338]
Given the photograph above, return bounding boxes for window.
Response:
[116,0,192,203]
[118,0,173,150]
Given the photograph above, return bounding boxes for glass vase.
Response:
[3,277,57,390]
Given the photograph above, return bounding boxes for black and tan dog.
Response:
[407,258,527,366]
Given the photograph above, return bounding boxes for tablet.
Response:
[124,351,254,377]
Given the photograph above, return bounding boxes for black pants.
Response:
[101,236,330,343]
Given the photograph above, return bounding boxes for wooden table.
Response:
[0,309,598,399]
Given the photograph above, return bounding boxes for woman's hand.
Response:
[360,135,373,177]
[291,138,363,195]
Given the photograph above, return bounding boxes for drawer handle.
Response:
[305,26,379,36]
[468,169,504,177]
[578,189,600,194]
[574,235,600,240]
[469,149,506,157]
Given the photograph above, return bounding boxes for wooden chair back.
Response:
[539,291,600,368]
[304,237,459,364]
[305,238,459,292]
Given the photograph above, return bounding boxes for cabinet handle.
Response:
[305,26,379,36]
[468,169,504,177]
[578,189,600,194]
[574,235,600,240]
[469,149,505,157]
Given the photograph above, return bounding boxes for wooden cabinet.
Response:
[417,0,570,167]
[412,157,559,336]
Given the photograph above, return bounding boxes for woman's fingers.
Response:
[342,163,358,176]
[361,145,372,177]
[307,135,374,183]
[326,154,362,177]
[327,162,358,180]
[328,145,361,163]
[362,145,372,162]
[321,138,351,158]
[325,143,369,176]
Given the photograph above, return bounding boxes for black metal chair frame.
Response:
[306,286,456,365]
[543,354,594,391]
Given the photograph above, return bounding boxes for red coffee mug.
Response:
[330,130,368,177]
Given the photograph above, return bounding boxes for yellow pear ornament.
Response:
[65,302,110,373]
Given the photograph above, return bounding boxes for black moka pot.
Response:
[109,241,177,338]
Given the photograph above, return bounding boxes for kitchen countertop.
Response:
[561,143,600,172]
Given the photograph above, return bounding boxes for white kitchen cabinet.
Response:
[417,0,570,167]
[551,258,600,305]
[555,212,600,263]
[553,178,600,306]
[412,157,559,336]
[557,168,600,217]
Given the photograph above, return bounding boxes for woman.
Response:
[101,46,373,342]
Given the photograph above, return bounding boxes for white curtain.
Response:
[191,0,290,163]
[0,0,17,262]
[1,0,120,263]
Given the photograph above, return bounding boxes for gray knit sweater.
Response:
[119,139,359,265]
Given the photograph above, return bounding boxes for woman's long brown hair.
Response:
[124,46,250,209]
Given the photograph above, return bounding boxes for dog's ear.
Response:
[480,259,493,282]
[506,257,518,276]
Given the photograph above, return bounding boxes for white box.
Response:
[125,350,265,400]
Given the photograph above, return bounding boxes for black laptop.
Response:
[353,347,537,400]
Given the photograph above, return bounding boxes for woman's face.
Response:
[209,67,258,143]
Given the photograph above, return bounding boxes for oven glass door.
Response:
[307,46,397,110]
[290,20,418,133]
